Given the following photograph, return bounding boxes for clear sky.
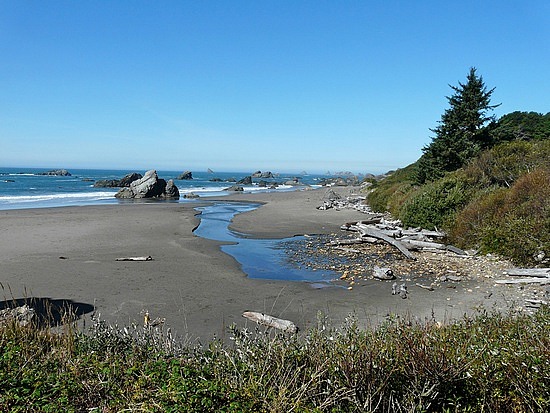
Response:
[1,1,548,174]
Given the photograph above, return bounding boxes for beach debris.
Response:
[0,305,36,327]
[399,283,408,299]
[317,190,373,213]
[495,267,550,285]
[242,311,298,333]
[341,219,469,258]
[344,223,417,260]
[391,282,399,295]
[504,268,550,278]
[373,266,395,280]
[116,256,153,261]
[415,282,435,291]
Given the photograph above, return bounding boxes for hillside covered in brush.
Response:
[367,69,549,266]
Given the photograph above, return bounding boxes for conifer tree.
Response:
[416,68,499,183]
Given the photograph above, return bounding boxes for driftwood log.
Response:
[504,268,550,278]
[351,224,416,260]
[242,311,298,333]
[495,277,550,285]
[116,256,153,261]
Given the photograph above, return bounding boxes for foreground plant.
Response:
[1,307,549,412]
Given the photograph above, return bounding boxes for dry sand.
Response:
[0,187,525,342]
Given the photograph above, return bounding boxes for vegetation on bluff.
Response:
[1,307,549,412]
[367,68,550,266]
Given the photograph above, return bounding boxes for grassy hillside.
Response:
[366,114,550,266]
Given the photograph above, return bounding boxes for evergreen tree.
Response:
[416,68,499,183]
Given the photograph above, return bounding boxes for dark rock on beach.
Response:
[94,172,143,188]
[115,170,180,199]
[177,171,193,180]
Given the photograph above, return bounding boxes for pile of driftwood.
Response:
[317,190,371,213]
[334,217,467,260]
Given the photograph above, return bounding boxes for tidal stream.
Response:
[193,202,338,286]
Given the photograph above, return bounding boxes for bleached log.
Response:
[504,268,550,278]
[116,256,153,261]
[401,229,446,238]
[400,239,446,250]
[350,224,416,260]
[446,245,468,256]
[242,311,298,333]
[415,283,435,291]
[495,278,550,285]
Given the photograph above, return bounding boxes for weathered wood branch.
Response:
[350,224,416,260]
[116,256,153,261]
[504,268,550,278]
[242,311,298,333]
[415,283,435,291]
[495,278,550,285]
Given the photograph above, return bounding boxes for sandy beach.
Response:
[0,187,525,342]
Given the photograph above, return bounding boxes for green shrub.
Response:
[398,174,473,230]
[366,163,418,215]
[450,168,550,265]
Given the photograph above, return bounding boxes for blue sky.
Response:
[1,1,548,174]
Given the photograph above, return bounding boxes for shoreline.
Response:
[0,187,527,341]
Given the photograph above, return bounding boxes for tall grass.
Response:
[1,307,549,412]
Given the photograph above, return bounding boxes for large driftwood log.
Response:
[351,224,416,260]
[242,311,298,333]
[116,256,153,261]
[495,277,550,285]
[504,268,550,278]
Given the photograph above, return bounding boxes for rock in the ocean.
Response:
[251,170,274,178]
[115,170,180,199]
[163,179,180,198]
[237,176,252,185]
[224,185,244,192]
[177,171,193,180]
[40,169,71,176]
[94,172,142,188]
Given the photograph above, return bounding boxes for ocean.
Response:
[0,167,328,210]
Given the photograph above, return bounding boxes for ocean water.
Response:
[0,167,327,210]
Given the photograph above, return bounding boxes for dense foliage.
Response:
[416,68,499,184]
[366,67,549,265]
[1,308,549,412]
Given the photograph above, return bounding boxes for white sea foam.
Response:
[0,191,117,203]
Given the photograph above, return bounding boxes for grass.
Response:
[1,306,549,412]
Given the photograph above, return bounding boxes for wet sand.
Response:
[0,188,517,342]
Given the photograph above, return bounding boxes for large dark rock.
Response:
[237,176,253,185]
[115,170,179,199]
[39,169,71,176]
[251,170,274,178]
[177,171,193,180]
[94,172,142,188]
[164,179,180,199]
[224,185,244,192]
